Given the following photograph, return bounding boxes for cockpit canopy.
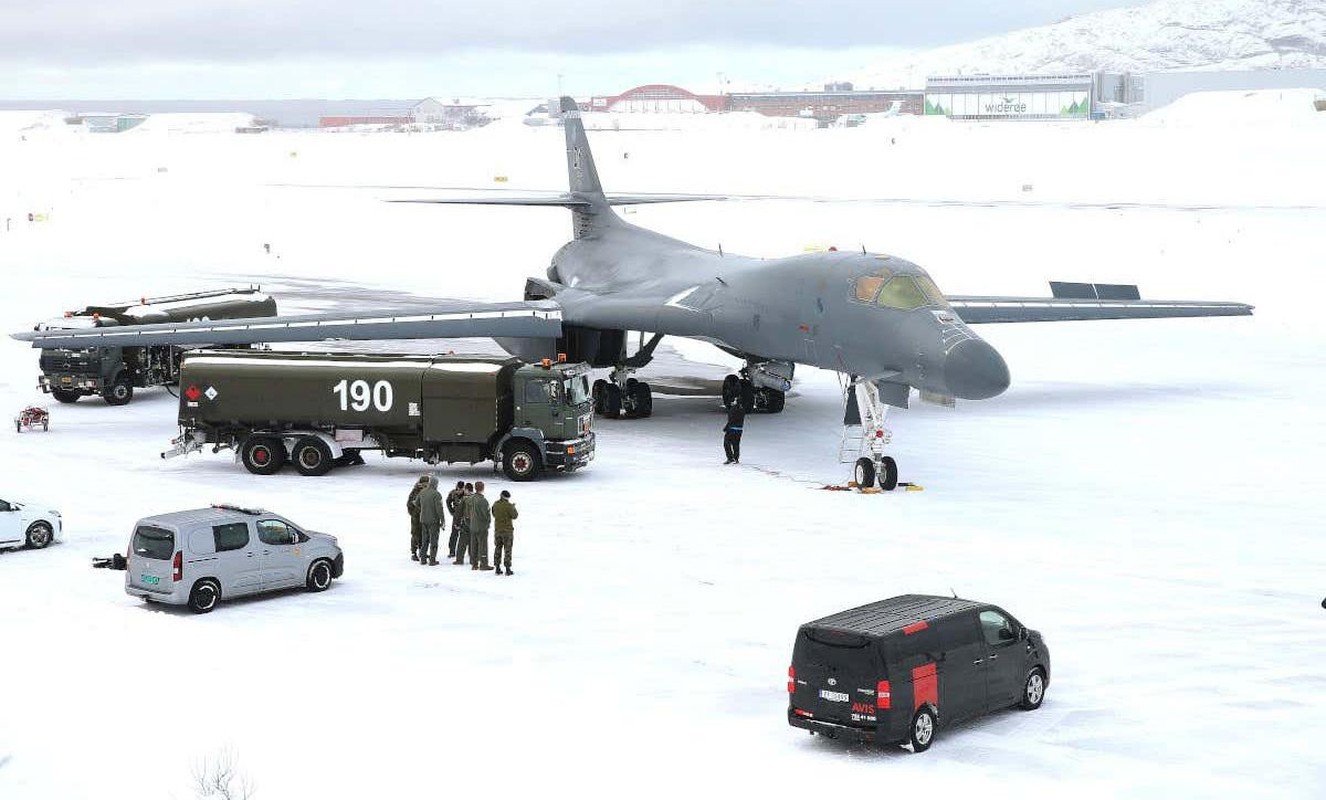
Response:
[852,267,949,311]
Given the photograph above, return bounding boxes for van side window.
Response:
[979,610,1015,646]
[213,522,250,552]
[257,520,297,546]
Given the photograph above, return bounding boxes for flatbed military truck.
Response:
[34,287,277,406]
[163,350,595,481]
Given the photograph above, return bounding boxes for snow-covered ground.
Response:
[1,96,1324,798]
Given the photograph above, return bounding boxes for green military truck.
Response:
[163,350,595,481]
[34,287,277,406]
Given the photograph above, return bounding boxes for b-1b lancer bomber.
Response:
[13,97,1252,486]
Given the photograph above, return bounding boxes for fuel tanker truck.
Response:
[33,287,277,406]
[163,350,595,481]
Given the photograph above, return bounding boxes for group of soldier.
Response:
[408,476,518,575]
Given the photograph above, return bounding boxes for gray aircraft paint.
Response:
[11,96,1252,406]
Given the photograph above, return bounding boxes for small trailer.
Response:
[14,406,49,433]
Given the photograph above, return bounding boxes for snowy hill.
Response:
[853,0,1326,88]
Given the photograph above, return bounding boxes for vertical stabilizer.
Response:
[559,96,616,239]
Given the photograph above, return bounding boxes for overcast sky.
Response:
[2,1,1137,99]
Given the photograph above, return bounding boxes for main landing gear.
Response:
[721,361,791,414]
[593,333,663,419]
[840,378,900,491]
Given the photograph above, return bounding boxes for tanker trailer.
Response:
[164,350,595,481]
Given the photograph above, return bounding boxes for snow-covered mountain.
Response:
[852,0,1326,88]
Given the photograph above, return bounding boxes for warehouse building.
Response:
[924,73,1100,120]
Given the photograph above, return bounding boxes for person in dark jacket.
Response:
[491,490,519,576]
[723,406,746,464]
[415,476,447,566]
[445,480,466,558]
[406,475,429,561]
[452,483,474,565]
[468,481,494,571]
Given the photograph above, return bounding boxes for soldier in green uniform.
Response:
[452,482,474,565]
[491,489,518,576]
[468,480,494,571]
[415,476,447,566]
[445,480,466,559]
[406,475,429,561]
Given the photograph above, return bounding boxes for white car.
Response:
[0,497,62,551]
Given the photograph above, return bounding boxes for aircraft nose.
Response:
[943,338,1010,400]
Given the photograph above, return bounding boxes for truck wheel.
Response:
[602,384,622,417]
[630,381,652,418]
[908,707,936,753]
[292,436,333,477]
[102,376,134,406]
[306,559,333,592]
[25,522,53,549]
[877,456,899,491]
[187,579,221,614]
[853,457,875,488]
[503,440,544,482]
[241,436,285,475]
[51,388,81,404]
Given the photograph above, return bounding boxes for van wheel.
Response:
[25,522,53,549]
[188,580,221,614]
[102,376,134,406]
[306,559,333,592]
[292,436,333,477]
[241,436,285,475]
[908,707,936,753]
[1019,668,1046,710]
[503,440,543,482]
[877,456,899,491]
[853,457,875,488]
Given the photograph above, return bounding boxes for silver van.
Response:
[124,504,343,613]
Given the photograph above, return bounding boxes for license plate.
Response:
[819,689,849,703]
[60,377,72,385]
[141,574,160,586]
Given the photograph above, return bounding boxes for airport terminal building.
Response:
[924,74,1098,120]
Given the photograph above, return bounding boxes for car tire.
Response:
[1019,668,1046,711]
[877,456,899,491]
[292,436,333,477]
[908,707,936,753]
[187,580,221,614]
[51,388,81,404]
[306,559,333,592]
[25,521,54,549]
[503,440,543,482]
[241,435,285,475]
[853,457,876,488]
[102,376,134,406]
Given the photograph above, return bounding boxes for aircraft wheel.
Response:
[592,379,609,414]
[602,383,622,417]
[738,379,756,413]
[721,374,740,409]
[630,381,652,418]
[853,457,876,488]
[759,388,785,414]
[877,456,899,491]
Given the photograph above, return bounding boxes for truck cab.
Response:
[503,360,595,480]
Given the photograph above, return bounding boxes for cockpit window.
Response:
[852,269,893,303]
[913,275,950,308]
[876,276,929,310]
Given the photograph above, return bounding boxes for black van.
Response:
[787,594,1050,752]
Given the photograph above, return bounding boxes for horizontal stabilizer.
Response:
[948,296,1253,324]
[13,301,562,349]
[392,192,724,208]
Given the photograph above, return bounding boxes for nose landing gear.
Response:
[841,378,901,491]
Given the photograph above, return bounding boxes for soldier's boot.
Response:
[505,567,513,575]
[411,552,419,561]
[479,563,494,571]
[429,559,438,566]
